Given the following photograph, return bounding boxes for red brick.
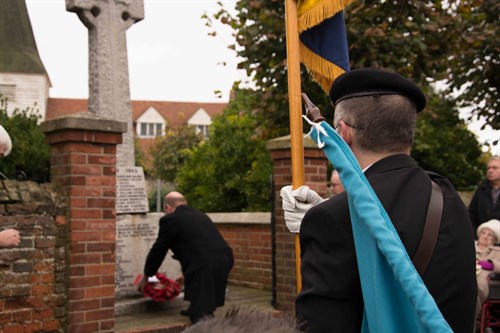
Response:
[68,322,99,333]
[85,308,114,321]
[42,319,61,331]
[32,308,54,321]
[55,215,67,226]
[100,297,114,308]
[87,176,115,187]
[69,289,85,300]
[70,276,101,288]
[87,198,115,209]
[70,231,102,242]
[102,166,116,175]
[70,253,101,265]
[102,231,115,241]
[101,275,115,285]
[70,209,102,219]
[72,165,102,175]
[83,221,115,231]
[32,285,50,296]
[12,309,32,323]
[87,242,115,252]
[69,312,85,323]
[3,324,25,333]
[88,155,116,165]
[69,299,100,311]
[69,187,103,197]
[99,319,115,331]
[86,264,114,275]
[70,197,87,207]
[67,176,87,186]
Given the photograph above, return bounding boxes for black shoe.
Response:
[180,309,190,317]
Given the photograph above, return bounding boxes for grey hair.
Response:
[489,156,499,163]
[334,94,417,153]
[0,125,12,156]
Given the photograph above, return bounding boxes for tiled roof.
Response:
[0,0,48,76]
[46,98,227,128]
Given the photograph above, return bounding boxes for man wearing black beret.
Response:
[291,68,477,332]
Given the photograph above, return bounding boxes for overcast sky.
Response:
[26,0,245,103]
[25,0,498,154]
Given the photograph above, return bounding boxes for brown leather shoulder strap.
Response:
[412,181,443,276]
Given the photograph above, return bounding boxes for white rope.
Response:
[302,115,328,148]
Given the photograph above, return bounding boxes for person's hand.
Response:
[280,185,325,233]
[478,260,494,271]
[175,275,184,286]
[136,275,148,294]
[0,229,20,247]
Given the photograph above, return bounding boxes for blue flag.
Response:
[298,0,352,93]
[304,118,452,332]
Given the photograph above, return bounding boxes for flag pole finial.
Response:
[302,93,325,123]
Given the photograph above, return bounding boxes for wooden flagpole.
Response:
[284,0,304,293]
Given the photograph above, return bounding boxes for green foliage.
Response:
[347,1,499,130]
[147,180,175,212]
[347,1,455,86]
[208,0,491,188]
[175,90,272,212]
[205,1,333,138]
[412,95,485,190]
[0,97,50,182]
[150,125,203,182]
[446,0,499,130]
[134,137,148,172]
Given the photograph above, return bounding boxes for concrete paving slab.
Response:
[115,285,276,333]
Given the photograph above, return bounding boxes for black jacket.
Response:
[144,205,233,319]
[469,179,500,232]
[296,154,477,333]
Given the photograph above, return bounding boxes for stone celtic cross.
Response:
[66,0,144,167]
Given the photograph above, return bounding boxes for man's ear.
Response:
[338,121,353,145]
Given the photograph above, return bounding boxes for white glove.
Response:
[280,185,325,233]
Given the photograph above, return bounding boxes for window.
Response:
[193,124,209,138]
[0,84,16,102]
[139,122,163,137]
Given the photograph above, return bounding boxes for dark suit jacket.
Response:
[469,179,500,232]
[144,205,233,318]
[296,154,477,333]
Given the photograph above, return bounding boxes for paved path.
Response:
[115,285,276,333]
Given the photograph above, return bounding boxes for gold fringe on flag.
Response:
[297,0,354,33]
[299,41,347,93]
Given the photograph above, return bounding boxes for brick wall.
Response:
[0,180,67,333]
[267,136,327,311]
[42,115,126,333]
[219,224,272,290]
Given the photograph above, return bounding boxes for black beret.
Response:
[329,68,426,112]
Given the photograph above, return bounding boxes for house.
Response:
[0,0,51,119]
[0,0,227,167]
[45,98,227,166]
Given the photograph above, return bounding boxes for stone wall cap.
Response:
[208,212,271,224]
[266,134,318,150]
[40,113,127,134]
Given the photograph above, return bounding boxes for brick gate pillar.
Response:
[266,135,327,311]
[41,115,126,333]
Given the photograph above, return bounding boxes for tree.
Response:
[205,1,332,138]
[175,89,272,212]
[208,0,489,188]
[412,94,484,190]
[0,97,50,182]
[446,0,499,130]
[150,125,203,182]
